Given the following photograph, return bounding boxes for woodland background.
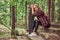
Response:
[0,0,60,38]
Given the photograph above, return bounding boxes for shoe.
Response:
[28,32,37,37]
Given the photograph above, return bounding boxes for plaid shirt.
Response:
[34,10,50,27]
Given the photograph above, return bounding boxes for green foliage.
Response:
[0,0,59,28]
[0,0,60,38]
[0,0,10,27]
[55,0,59,21]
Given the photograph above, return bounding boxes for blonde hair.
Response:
[34,4,42,11]
[33,4,48,16]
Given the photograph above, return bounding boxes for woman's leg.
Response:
[34,21,42,33]
[32,20,36,31]
[34,20,39,32]
[29,22,34,34]
[29,20,34,34]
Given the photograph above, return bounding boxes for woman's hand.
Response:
[32,7,35,14]
[30,4,34,8]
[30,4,35,14]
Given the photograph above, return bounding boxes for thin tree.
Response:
[10,5,16,37]
[48,0,55,22]
[51,0,55,22]
[48,0,51,21]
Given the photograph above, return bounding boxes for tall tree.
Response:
[10,6,16,36]
[48,0,51,21]
[10,0,17,37]
[48,0,55,22]
[51,0,55,22]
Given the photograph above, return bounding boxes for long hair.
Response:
[34,4,48,16]
[34,4,41,11]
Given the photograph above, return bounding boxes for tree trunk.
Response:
[48,0,55,22]
[51,0,55,22]
[48,0,51,22]
[10,5,16,36]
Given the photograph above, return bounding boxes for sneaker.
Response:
[28,32,37,37]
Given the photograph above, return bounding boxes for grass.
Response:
[0,27,26,38]
[0,32,11,38]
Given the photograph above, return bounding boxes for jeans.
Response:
[29,20,42,34]
[29,20,50,34]
[32,20,42,32]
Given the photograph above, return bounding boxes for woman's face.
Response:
[34,6,38,11]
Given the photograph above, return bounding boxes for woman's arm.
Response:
[32,7,35,14]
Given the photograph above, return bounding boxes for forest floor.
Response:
[0,31,60,40]
[0,24,60,40]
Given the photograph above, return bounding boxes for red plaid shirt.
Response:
[34,10,50,27]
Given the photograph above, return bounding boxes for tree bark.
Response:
[48,0,51,22]
[51,0,55,22]
[48,0,55,22]
[10,5,16,36]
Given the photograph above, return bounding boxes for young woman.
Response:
[32,4,51,33]
[26,4,38,36]
[33,4,50,28]
[26,4,51,36]
[28,5,34,34]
